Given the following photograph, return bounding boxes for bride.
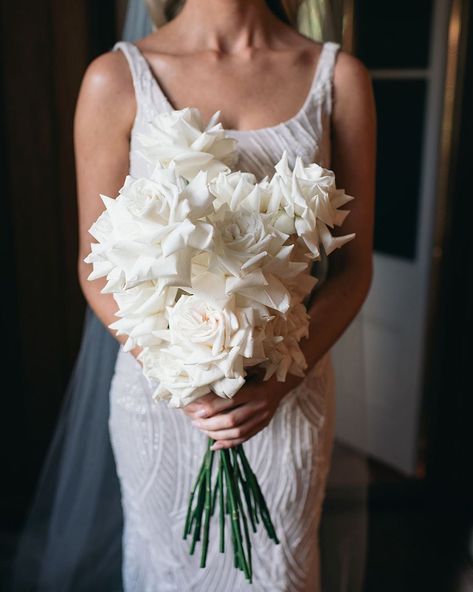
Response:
[15,1,375,591]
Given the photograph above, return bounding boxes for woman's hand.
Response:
[182,370,303,450]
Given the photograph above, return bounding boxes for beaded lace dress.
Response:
[109,40,341,592]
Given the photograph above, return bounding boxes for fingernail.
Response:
[196,409,208,418]
[211,443,223,451]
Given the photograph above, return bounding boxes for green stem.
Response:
[189,468,207,554]
[184,441,278,581]
[200,444,215,568]
[218,456,225,553]
[235,447,260,526]
[233,448,257,533]
[231,449,253,582]
[183,457,207,539]
[222,450,251,580]
[237,445,279,544]
[211,466,219,517]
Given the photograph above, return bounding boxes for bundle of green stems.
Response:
[183,438,279,583]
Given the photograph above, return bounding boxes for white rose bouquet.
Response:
[85,107,355,582]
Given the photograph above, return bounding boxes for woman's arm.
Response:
[299,51,376,369]
[75,50,140,355]
[186,52,377,450]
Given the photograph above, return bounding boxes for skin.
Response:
[75,0,376,451]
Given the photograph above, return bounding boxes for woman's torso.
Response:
[114,40,340,179]
[114,40,340,290]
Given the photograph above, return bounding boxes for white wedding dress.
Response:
[109,40,341,592]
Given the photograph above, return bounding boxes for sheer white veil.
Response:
[9,1,368,590]
[10,307,123,591]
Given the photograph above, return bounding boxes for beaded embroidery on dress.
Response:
[109,40,340,592]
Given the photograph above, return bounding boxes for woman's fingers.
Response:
[208,419,269,450]
[211,439,245,450]
[183,393,235,419]
[195,410,262,441]
[191,402,257,432]
[183,385,256,419]
[182,378,282,449]
[193,403,270,441]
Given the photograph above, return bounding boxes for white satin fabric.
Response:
[109,40,341,592]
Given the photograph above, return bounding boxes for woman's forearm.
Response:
[301,260,373,371]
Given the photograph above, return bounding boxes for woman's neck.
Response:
[168,0,285,53]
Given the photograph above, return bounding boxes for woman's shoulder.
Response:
[330,49,376,135]
[332,50,373,112]
[282,31,365,83]
[81,49,134,101]
[292,27,369,78]
[335,49,371,84]
[75,48,136,127]
[75,49,136,138]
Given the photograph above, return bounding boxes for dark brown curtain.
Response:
[0,0,121,545]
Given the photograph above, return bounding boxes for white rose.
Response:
[209,170,261,211]
[208,172,312,313]
[209,207,297,313]
[261,302,311,382]
[141,294,266,407]
[213,208,274,275]
[137,108,239,181]
[269,151,356,258]
[109,283,178,351]
[275,238,318,304]
[84,166,214,293]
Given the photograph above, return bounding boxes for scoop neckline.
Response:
[128,41,329,135]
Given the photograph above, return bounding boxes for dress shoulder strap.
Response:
[312,41,341,115]
[314,42,341,90]
[113,41,163,120]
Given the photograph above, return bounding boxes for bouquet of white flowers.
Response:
[85,107,355,582]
